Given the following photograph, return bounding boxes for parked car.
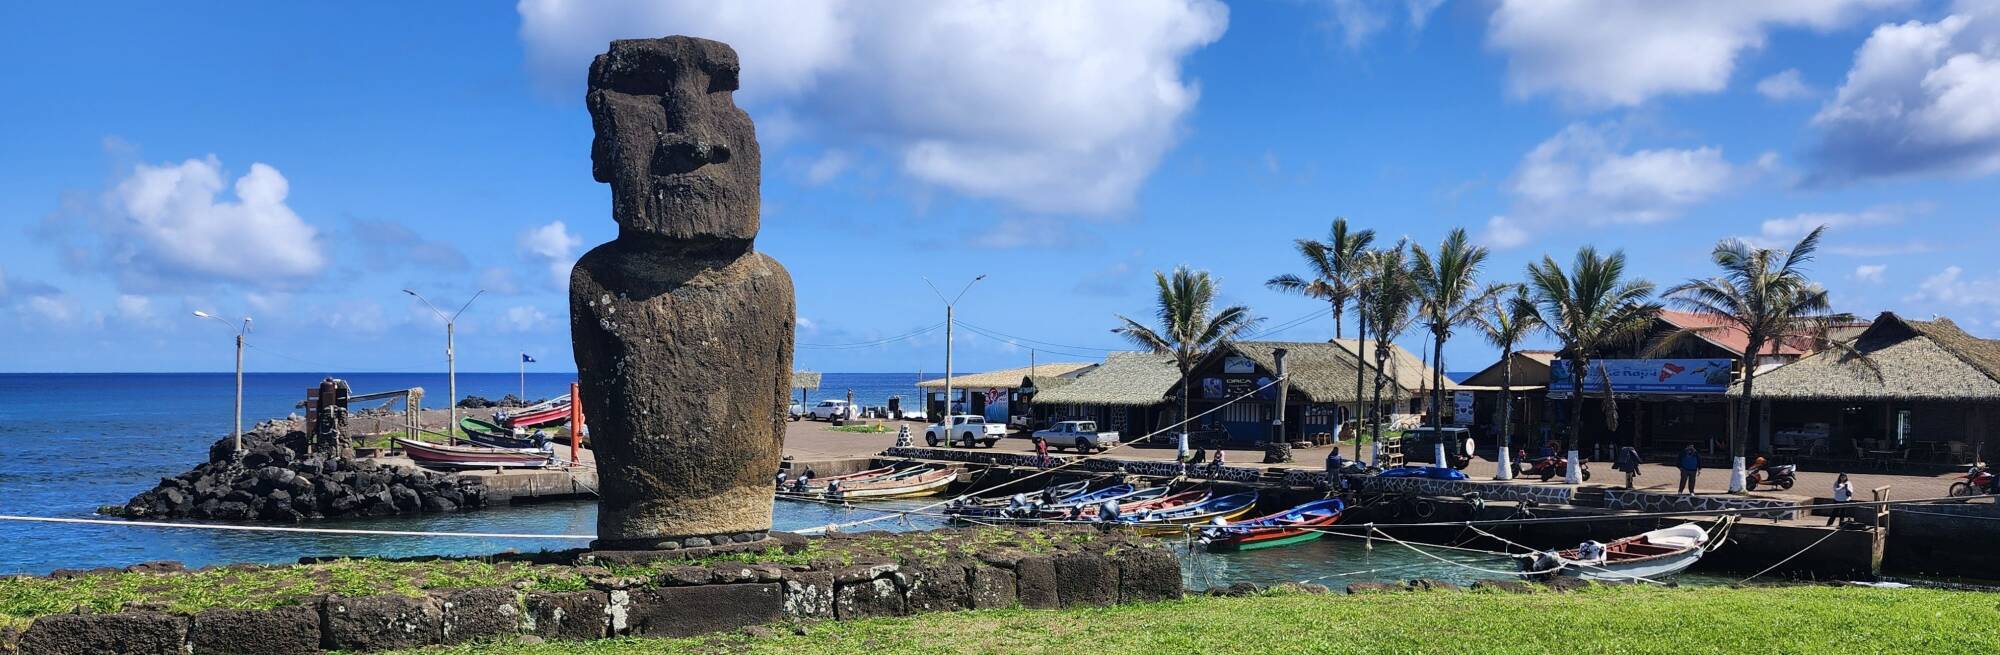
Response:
[787,402,804,422]
[1034,420,1120,453]
[1399,426,1476,469]
[925,414,1005,448]
[808,399,856,421]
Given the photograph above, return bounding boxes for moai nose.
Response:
[653,138,732,175]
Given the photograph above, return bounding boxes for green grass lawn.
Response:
[390,585,1995,655]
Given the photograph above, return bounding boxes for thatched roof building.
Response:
[916,362,1096,391]
[1033,352,1179,407]
[1225,341,1378,403]
[1457,350,1556,390]
[1733,312,2000,401]
[1330,339,1455,394]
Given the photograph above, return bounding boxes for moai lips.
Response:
[573,36,795,550]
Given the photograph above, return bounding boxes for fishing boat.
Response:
[1035,485,1162,518]
[499,395,572,429]
[395,437,551,470]
[779,465,913,495]
[1200,498,1345,552]
[826,467,957,499]
[945,480,1092,517]
[459,417,546,449]
[1063,487,1184,520]
[1121,491,1260,536]
[1518,523,1711,582]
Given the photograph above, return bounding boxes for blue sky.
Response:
[3,1,1997,376]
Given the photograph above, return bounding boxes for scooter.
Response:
[1515,449,1591,482]
[1745,462,1797,491]
[1949,465,1996,497]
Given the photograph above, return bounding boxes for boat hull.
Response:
[395,438,550,469]
[1555,546,1706,581]
[1208,530,1324,552]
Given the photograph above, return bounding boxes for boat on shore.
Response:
[825,467,956,499]
[499,395,572,429]
[394,437,551,470]
[459,417,547,449]
[1518,523,1711,582]
[945,480,1092,517]
[1200,498,1345,552]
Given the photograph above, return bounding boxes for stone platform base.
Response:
[581,532,808,567]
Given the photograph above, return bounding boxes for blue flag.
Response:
[522,353,536,363]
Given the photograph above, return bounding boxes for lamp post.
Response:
[193,311,251,455]
[405,289,484,441]
[925,274,986,441]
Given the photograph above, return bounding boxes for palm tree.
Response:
[1657,226,1851,492]
[1411,228,1501,465]
[1266,218,1375,339]
[1526,247,1661,483]
[1267,218,1376,457]
[1475,284,1541,480]
[1115,266,1261,457]
[1362,243,1419,464]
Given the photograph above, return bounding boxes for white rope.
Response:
[1366,525,1561,577]
[0,515,593,540]
[1464,523,1668,586]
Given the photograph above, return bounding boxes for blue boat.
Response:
[1200,498,1345,552]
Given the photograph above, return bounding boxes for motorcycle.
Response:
[1745,462,1797,491]
[1948,465,1996,497]
[1515,449,1591,482]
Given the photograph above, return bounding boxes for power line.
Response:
[950,320,1124,352]
[797,322,946,349]
[1242,306,1331,341]
[951,322,1113,360]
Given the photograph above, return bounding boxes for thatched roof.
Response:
[1330,339,1456,393]
[1034,352,1180,406]
[916,362,1096,391]
[1226,341,1387,403]
[1459,350,1556,388]
[1731,312,2000,401]
[791,371,822,390]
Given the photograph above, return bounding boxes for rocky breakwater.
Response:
[110,419,486,522]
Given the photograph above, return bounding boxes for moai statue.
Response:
[571,36,795,550]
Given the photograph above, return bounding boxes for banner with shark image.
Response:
[1547,358,1734,395]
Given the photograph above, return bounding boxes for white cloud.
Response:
[0,265,8,297]
[246,292,290,315]
[518,221,583,289]
[1853,264,1887,282]
[501,305,553,333]
[1749,204,1913,247]
[1479,215,1529,249]
[1508,122,1738,225]
[1405,0,1447,30]
[1811,5,2000,180]
[1906,265,2000,306]
[88,156,326,289]
[516,0,1228,216]
[481,267,522,296]
[27,295,78,324]
[805,150,853,186]
[1827,240,1937,257]
[1318,0,1448,48]
[326,300,389,334]
[114,294,152,321]
[797,316,818,333]
[1756,68,1815,100]
[1486,0,1903,107]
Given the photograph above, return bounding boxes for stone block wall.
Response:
[4,527,1181,654]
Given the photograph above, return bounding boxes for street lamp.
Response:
[193,311,252,455]
[925,274,986,440]
[405,289,484,442]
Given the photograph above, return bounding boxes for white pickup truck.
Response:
[1034,420,1120,453]
[925,415,1006,448]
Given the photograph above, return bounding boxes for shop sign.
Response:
[1548,358,1733,395]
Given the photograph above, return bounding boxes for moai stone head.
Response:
[587,36,760,241]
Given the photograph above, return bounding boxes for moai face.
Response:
[587,37,761,241]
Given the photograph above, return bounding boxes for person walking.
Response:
[1677,445,1701,496]
[1828,473,1854,527]
[1032,435,1050,469]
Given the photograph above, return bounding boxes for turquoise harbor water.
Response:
[0,372,1723,588]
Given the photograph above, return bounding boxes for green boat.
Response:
[1199,498,1345,552]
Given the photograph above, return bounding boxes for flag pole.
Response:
[520,354,526,401]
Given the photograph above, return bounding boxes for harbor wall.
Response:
[4,527,1182,655]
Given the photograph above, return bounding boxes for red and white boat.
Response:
[500,394,572,429]
[395,437,552,470]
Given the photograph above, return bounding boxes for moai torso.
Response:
[571,36,794,550]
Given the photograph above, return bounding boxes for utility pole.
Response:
[193,311,251,456]
[405,289,483,442]
[926,275,986,439]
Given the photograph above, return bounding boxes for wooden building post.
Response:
[569,381,582,464]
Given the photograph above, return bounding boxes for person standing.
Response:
[1677,445,1701,496]
[1828,473,1854,527]
[1033,435,1050,469]
[1615,445,1641,489]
